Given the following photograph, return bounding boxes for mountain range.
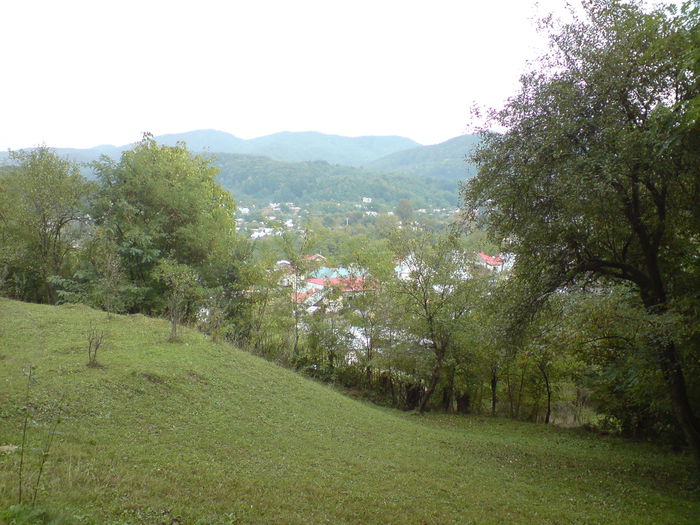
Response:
[1,129,480,207]
[1,129,478,175]
[156,129,421,167]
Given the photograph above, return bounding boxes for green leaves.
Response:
[462,0,700,456]
[0,147,92,303]
[90,135,239,313]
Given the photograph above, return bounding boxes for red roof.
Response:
[294,290,316,304]
[478,252,504,266]
[306,276,369,292]
[304,253,327,261]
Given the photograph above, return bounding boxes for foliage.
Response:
[214,153,459,209]
[0,147,93,303]
[90,135,238,313]
[463,0,700,463]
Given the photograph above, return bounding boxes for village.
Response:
[235,197,462,240]
[273,250,505,312]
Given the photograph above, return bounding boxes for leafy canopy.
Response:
[92,135,237,279]
[463,0,699,308]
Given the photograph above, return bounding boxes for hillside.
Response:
[0,298,697,524]
[367,134,481,179]
[241,131,419,166]
[212,154,459,208]
[0,131,477,207]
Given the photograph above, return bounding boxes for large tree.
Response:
[462,1,700,464]
[91,135,238,312]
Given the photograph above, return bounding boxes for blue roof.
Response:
[311,266,351,279]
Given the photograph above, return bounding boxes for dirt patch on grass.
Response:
[186,370,208,384]
[142,372,165,384]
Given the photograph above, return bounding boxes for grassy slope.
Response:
[0,298,697,524]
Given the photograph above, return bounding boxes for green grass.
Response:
[0,298,697,524]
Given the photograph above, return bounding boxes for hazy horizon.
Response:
[1,0,570,151]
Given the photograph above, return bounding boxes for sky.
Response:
[1,0,569,150]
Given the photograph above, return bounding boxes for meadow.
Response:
[0,298,697,524]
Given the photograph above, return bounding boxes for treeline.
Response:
[0,137,240,330]
[230,226,697,450]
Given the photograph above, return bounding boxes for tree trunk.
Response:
[516,365,527,419]
[657,338,700,469]
[490,366,498,416]
[442,365,455,412]
[389,373,396,407]
[540,364,551,424]
[170,315,178,341]
[642,291,700,469]
[457,390,471,414]
[418,349,445,414]
[505,364,515,418]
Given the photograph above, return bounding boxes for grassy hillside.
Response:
[0,298,697,524]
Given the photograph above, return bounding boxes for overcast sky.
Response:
[1,0,568,150]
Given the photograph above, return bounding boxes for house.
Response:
[304,253,327,263]
[295,271,374,314]
[477,252,505,272]
[305,276,369,293]
[311,266,351,279]
[251,227,275,239]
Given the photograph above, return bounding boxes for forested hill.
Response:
[0,130,420,168]
[154,130,421,166]
[367,134,481,179]
[212,153,460,208]
[0,130,479,207]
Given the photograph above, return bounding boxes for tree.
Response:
[462,1,700,465]
[388,230,485,413]
[85,227,134,316]
[154,258,203,342]
[394,199,414,224]
[0,147,92,303]
[91,135,238,312]
[278,229,315,359]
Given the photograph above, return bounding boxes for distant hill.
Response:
[0,145,126,166]
[148,129,419,166]
[0,131,477,207]
[153,129,247,153]
[241,131,420,166]
[367,134,481,179]
[1,130,421,168]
